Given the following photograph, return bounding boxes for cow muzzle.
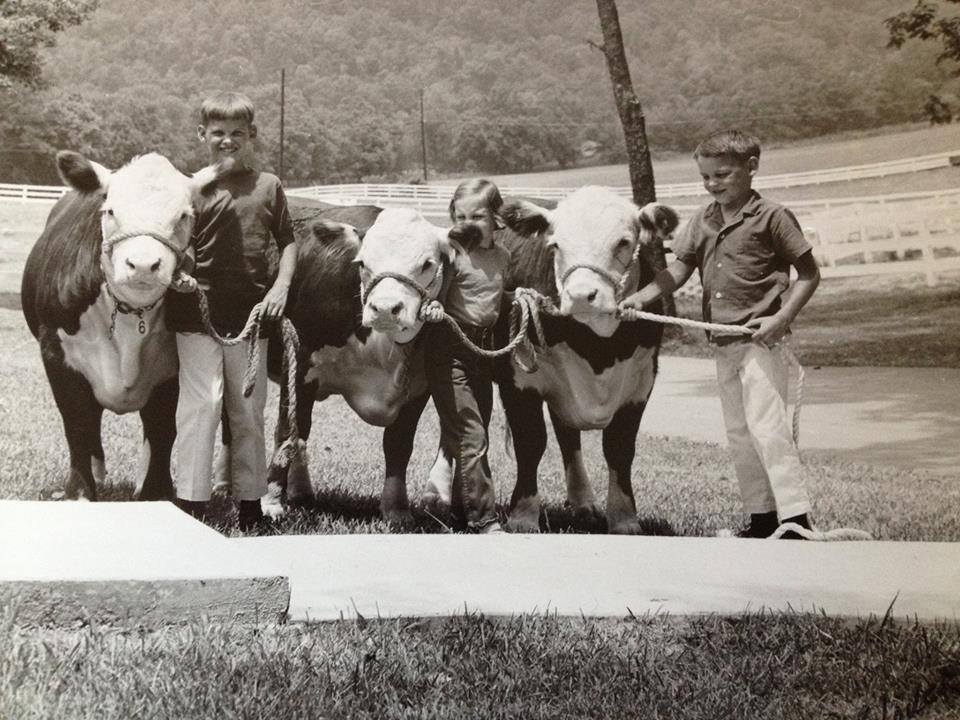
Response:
[362,282,424,342]
[558,265,625,337]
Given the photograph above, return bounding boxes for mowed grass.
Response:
[1,306,958,541]
[3,609,960,720]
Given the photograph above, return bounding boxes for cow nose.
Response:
[369,300,405,317]
[125,257,162,275]
[567,285,599,304]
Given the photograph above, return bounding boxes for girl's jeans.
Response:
[425,323,498,529]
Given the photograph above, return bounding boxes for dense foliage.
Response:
[0,0,98,89]
[886,0,960,122]
[0,0,949,184]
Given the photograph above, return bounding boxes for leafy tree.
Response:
[0,0,99,88]
[886,0,960,122]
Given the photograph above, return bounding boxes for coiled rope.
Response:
[192,286,302,469]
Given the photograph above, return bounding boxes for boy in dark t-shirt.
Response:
[166,91,296,529]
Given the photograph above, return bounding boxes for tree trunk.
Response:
[595,0,675,315]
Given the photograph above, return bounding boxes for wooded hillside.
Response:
[0,0,947,184]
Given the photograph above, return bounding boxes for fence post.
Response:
[920,225,937,288]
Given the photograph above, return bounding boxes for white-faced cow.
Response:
[21,151,221,501]
[262,205,453,522]
[427,186,678,534]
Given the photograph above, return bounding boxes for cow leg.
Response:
[423,443,454,508]
[44,362,102,501]
[135,376,177,501]
[548,409,600,519]
[499,383,547,533]
[264,370,317,519]
[602,401,646,535]
[381,391,430,524]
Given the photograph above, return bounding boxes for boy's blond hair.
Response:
[693,130,761,164]
[199,91,255,126]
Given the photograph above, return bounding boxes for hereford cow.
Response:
[261,205,453,522]
[21,151,222,501]
[426,186,678,533]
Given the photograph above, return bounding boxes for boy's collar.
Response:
[707,190,762,221]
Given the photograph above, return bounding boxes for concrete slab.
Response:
[236,534,960,624]
[0,501,289,627]
[644,356,960,476]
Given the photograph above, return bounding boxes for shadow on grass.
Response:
[33,479,680,537]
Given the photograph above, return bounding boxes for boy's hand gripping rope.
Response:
[191,285,302,469]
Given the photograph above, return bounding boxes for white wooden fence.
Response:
[4,148,960,287]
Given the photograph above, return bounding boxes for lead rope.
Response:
[191,286,301,469]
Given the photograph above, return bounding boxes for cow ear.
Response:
[312,219,360,249]
[436,226,456,262]
[637,202,680,240]
[191,155,236,195]
[501,198,553,237]
[57,151,111,194]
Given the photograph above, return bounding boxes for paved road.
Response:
[643,356,960,477]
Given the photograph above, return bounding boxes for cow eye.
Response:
[421,259,434,273]
[616,238,632,252]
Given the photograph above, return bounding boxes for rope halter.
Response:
[101,227,188,265]
[100,227,187,337]
[557,237,643,305]
[360,260,444,316]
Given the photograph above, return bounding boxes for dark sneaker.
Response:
[776,513,812,540]
[175,499,209,522]
[735,511,779,538]
[238,499,266,532]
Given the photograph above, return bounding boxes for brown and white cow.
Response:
[427,186,678,533]
[21,151,221,500]
[262,205,453,522]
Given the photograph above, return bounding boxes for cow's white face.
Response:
[503,187,677,338]
[357,208,452,345]
[56,151,222,308]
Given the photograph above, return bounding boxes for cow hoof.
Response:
[421,486,452,508]
[382,508,414,527]
[568,502,603,522]
[260,483,286,520]
[608,517,643,535]
[506,514,541,534]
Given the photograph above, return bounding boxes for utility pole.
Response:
[419,87,428,182]
[279,67,286,182]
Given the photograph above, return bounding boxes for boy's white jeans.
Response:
[173,332,268,502]
[713,340,810,520]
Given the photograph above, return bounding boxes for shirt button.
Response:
[715,291,723,299]
[717,262,723,268]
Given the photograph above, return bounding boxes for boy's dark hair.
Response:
[693,130,761,163]
[448,178,503,223]
[199,91,255,126]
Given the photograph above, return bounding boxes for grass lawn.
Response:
[4,610,960,720]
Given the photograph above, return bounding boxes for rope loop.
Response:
[191,285,302,467]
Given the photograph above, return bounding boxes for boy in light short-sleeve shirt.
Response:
[620,130,821,539]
